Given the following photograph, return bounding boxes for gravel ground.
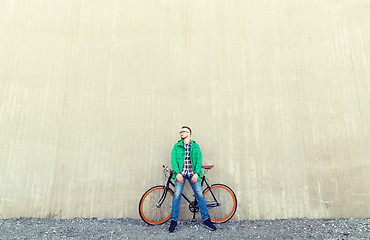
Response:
[0,218,369,240]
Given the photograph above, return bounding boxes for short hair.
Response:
[182,126,192,135]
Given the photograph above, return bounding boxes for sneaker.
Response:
[203,219,217,231]
[169,220,177,233]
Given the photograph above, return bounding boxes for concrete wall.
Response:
[1,0,369,220]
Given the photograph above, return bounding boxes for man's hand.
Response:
[191,173,198,183]
[176,173,184,183]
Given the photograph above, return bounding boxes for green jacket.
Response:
[171,139,203,182]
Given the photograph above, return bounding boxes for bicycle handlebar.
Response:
[162,165,175,174]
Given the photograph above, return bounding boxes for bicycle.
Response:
[138,165,237,225]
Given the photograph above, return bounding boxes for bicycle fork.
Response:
[157,174,174,208]
[156,189,168,208]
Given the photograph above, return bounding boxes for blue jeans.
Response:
[170,176,210,222]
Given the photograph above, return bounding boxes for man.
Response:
[169,126,217,232]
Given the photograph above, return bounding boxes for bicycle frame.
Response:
[158,169,220,221]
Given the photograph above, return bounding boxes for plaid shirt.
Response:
[180,141,194,177]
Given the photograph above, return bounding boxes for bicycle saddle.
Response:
[202,165,214,169]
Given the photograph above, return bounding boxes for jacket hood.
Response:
[176,139,197,146]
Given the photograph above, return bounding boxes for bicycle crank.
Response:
[189,201,199,213]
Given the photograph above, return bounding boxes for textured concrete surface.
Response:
[0,218,369,240]
[0,0,369,220]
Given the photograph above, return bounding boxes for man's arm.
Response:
[171,145,184,183]
[171,145,180,174]
[194,144,203,175]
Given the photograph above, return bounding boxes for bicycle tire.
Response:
[203,184,237,223]
[138,185,174,225]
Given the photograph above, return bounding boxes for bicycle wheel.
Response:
[138,185,174,225]
[203,184,237,223]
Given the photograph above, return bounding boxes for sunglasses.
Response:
[179,131,190,134]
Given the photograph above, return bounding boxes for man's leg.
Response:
[189,180,210,221]
[170,180,185,222]
[189,180,216,230]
